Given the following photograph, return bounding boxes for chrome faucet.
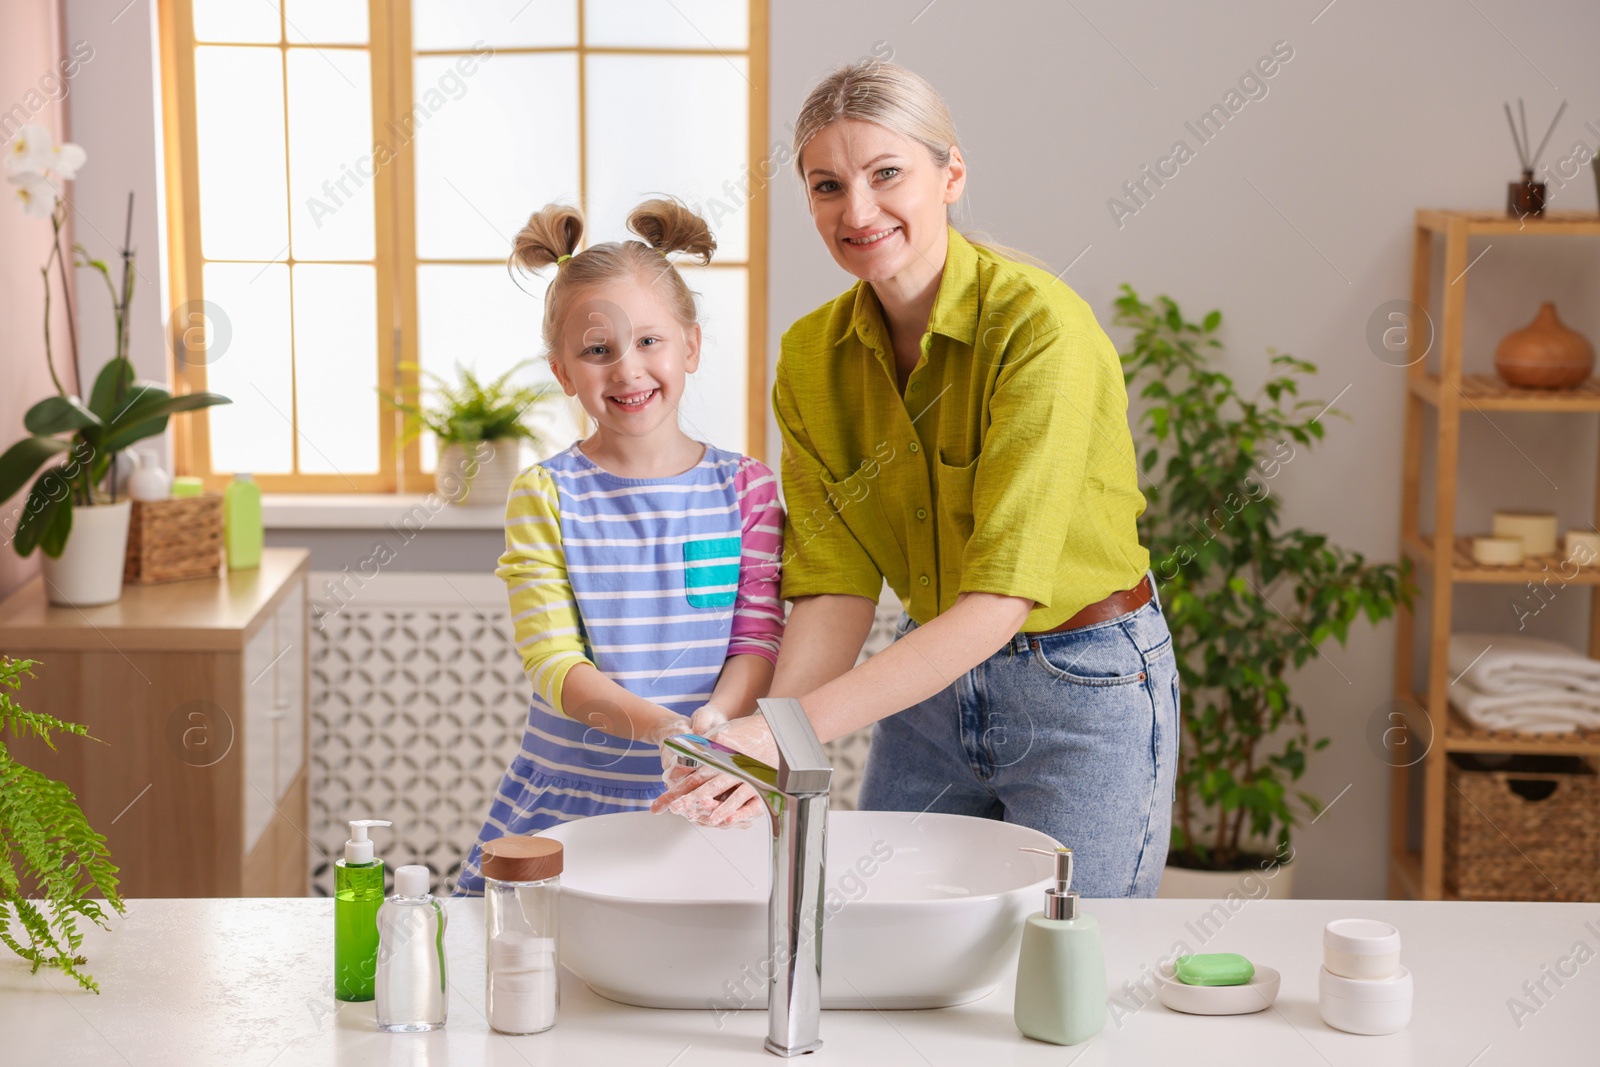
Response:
[664,697,832,1057]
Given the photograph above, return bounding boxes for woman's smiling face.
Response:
[801,118,965,285]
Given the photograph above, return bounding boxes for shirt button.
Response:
[919,574,930,586]
[908,441,920,453]
[916,508,927,520]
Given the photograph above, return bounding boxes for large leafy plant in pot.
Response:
[0,125,228,600]
[1113,286,1413,876]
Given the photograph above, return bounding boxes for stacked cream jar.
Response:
[1318,919,1411,1035]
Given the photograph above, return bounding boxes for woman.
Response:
[655,60,1179,898]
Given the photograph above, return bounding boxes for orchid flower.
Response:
[4,123,86,218]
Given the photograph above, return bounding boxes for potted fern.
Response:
[0,657,123,991]
[1113,286,1413,898]
[387,360,556,506]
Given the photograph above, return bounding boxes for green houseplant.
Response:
[0,125,229,604]
[386,359,556,505]
[1113,285,1413,883]
[0,657,123,992]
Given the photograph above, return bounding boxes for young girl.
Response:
[453,199,785,896]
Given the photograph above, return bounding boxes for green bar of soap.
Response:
[1173,953,1255,986]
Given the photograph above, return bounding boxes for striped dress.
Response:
[453,442,785,895]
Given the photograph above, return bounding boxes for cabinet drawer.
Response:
[242,620,277,854]
[273,582,306,802]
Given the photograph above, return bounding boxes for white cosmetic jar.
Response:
[1318,965,1413,1035]
[1323,918,1401,979]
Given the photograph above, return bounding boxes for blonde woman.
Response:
[654,61,1178,898]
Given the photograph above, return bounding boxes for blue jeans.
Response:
[858,572,1180,898]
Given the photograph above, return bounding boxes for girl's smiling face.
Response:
[550,271,701,446]
[800,118,965,284]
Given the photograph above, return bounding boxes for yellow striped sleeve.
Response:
[493,464,591,716]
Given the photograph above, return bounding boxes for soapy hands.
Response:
[641,713,695,777]
[651,707,778,829]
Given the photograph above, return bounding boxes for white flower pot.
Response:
[1159,858,1296,900]
[41,498,132,607]
[436,440,523,507]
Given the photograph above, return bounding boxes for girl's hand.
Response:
[641,712,694,778]
[651,714,778,828]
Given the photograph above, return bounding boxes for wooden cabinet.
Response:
[0,549,310,897]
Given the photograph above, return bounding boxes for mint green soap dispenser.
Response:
[1014,846,1107,1046]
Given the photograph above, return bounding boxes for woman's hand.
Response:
[651,713,778,828]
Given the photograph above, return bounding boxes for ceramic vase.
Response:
[1494,302,1594,389]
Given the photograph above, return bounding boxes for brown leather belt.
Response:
[1035,575,1154,634]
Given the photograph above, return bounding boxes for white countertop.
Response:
[2,896,1594,1065]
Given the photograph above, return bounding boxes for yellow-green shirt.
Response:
[774,225,1150,631]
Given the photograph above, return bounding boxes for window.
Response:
[159,0,767,492]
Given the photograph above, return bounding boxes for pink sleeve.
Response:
[727,456,785,664]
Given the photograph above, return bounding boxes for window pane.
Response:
[193,0,280,43]
[284,0,367,45]
[412,0,576,50]
[674,267,747,452]
[584,55,748,260]
[195,47,289,261]
[287,48,374,261]
[585,0,746,49]
[293,264,379,474]
[415,265,578,469]
[413,54,578,260]
[204,263,294,474]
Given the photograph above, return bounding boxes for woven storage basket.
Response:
[1445,753,1600,901]
[123,494,224,584]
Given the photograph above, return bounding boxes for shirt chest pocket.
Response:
[934,451,979,551]
[683,536,741,609]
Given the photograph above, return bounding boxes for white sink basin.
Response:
[539,810,1057,1010]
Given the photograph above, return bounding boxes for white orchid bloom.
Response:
[9,172,58,219]
[4,123,86,188]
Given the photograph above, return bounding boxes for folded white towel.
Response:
[1448,677,1600,734]
[1447,631,1600,695]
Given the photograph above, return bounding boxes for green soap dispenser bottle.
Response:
[335,818,392,1002]
[1014,846,1107,1046]
[223,472,263,570]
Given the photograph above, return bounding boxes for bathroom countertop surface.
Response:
[0,896,1592,1064]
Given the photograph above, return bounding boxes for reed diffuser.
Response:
[1504,98,1566,218]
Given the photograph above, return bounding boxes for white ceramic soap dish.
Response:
[1155,962,1281,1016]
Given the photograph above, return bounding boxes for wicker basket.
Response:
[1445,753,1600,901]
[123,494,224,585]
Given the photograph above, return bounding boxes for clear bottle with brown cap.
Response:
[483,835,563,1034]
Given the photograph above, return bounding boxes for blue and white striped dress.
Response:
[453,442,784,895]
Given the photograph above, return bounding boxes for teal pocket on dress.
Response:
[684,536,741,608]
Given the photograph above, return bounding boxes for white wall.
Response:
[63,0,169,467]
[766,0,1600,898]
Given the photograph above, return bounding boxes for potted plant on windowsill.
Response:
[1113,286,1414,899]
[387,359,556,506]
[0,125,229,606]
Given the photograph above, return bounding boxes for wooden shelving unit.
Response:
[1390,209,1600,900]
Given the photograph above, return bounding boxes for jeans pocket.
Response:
[1032,621,1148,687]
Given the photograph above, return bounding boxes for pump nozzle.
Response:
[1021,846,1078,920]
[346,819,392,864]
